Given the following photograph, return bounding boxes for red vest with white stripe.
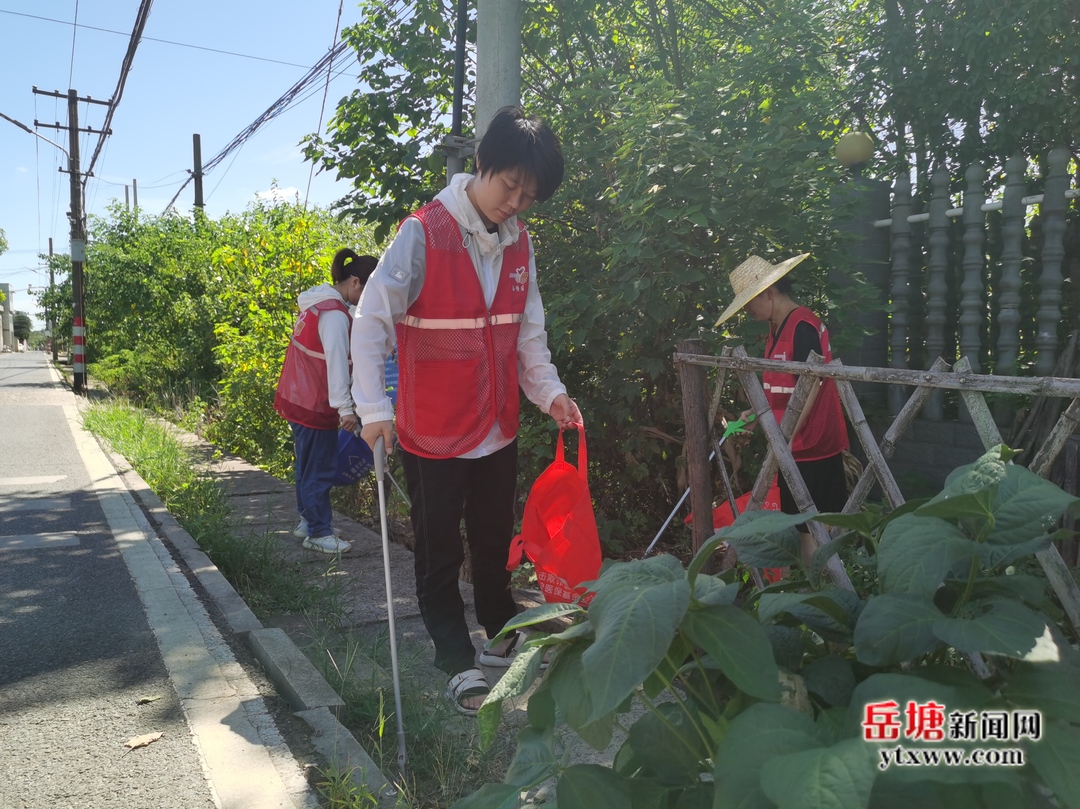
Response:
[763,306,848,461]
[395,200,530,459]
[274,297,350,430]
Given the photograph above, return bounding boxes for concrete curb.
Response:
[102,446,393,800]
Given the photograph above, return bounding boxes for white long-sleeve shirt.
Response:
[296,284,355,417]
[350,172,567,458]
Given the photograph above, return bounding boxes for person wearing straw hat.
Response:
[716,253,849,568]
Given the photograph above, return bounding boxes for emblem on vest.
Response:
[510,265,528,292]
[294,311,310,337]
[774,351,787,361]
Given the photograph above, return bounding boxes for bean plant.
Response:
[457,445,1080,809]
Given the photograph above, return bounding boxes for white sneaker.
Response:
[302,535,352,554]
[293,519,342,539]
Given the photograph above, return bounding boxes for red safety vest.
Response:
[763,307,848,461]
[395,200,530,459]
[274,297,350,430]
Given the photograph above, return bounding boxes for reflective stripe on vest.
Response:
[400,312,525,329]
[762,306,848,461]
[273,297,350,430]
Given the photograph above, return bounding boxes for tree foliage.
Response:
[305,0,867,548]
[81,200,375,476]
[12,311,32,342]
[33,252,72,347]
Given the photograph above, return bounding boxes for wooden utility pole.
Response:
[33,86,111,394]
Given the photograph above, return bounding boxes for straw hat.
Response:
[714,252,811,327]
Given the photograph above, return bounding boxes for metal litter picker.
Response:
[644,415,754,557]
[373,436,407,777]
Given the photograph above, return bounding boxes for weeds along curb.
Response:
[101,444,398,806]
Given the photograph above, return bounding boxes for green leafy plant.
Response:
[457,446,1080,808]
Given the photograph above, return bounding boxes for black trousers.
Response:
[399,441,520,677]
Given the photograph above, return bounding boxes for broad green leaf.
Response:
[765,624,806,672]
[940,448,1008,495]
[1002,660,1080,723]
[548,644,596,731]
[491,602,586,640]
[802,655,856,708]
[682,604,781,701]
[758,590,863,642]
[582,555,691,721]
[503,725,557,788]
[449,782,522,809]
[977,534,1052,568]
[527,676,557,730]
[712,510,807,568]
[876,514,976,597]
[854,593,946,666]
[714,703,830,809]
[674,784,713,809]
[628,702,708,785]
[915,491,993,522]
[761,737,878,809]
[1026,720,1080,809]
[478,644,546,749]
[693,574,738,607]
[985,465,1079,547]
[808,531,859,589]
[644,633,694,699]
[965,575,1049,609]
[557,764,633,809]
[812,511,880,536]
[932,601,1047,658]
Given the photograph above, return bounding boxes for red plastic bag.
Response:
[686,479,785,583]
[507,423,602,604]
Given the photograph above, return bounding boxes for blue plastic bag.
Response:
[334,429,374,486]
[333,354,399,486]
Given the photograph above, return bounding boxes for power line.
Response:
[0,8,316,69]
[164,40,352,212]
[67,0,79,88]
[305,0,346,208]
[85,0,155,181]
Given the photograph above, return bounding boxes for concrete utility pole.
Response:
[49,237,58,363]
[192,134,204,209]
[475,0,521,139]
[440,0,522,183]
[132,177,139,210]
[33,86,111,394]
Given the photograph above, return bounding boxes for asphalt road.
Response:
[0,352,312,809]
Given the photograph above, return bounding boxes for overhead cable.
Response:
[85,0,155,181]
[164,40,351,212]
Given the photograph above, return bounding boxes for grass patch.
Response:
[314,628,518,809]
[83,401,341,621]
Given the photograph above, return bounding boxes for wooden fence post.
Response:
[678,338,714,556]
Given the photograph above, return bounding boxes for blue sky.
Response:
[0,0,370,328]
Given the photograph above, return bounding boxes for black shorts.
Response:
[777,452,847,532]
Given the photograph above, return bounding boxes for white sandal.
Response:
[446,668,489,717]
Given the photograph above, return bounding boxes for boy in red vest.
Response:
[275,249,378,554]
[351,107,580,715]
[715,253,849,570]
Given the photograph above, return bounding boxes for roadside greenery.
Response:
[83,402,338,618]
[462,445,1080,808]
[78,201,376,480]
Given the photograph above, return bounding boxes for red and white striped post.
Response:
[72,316,86,391]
